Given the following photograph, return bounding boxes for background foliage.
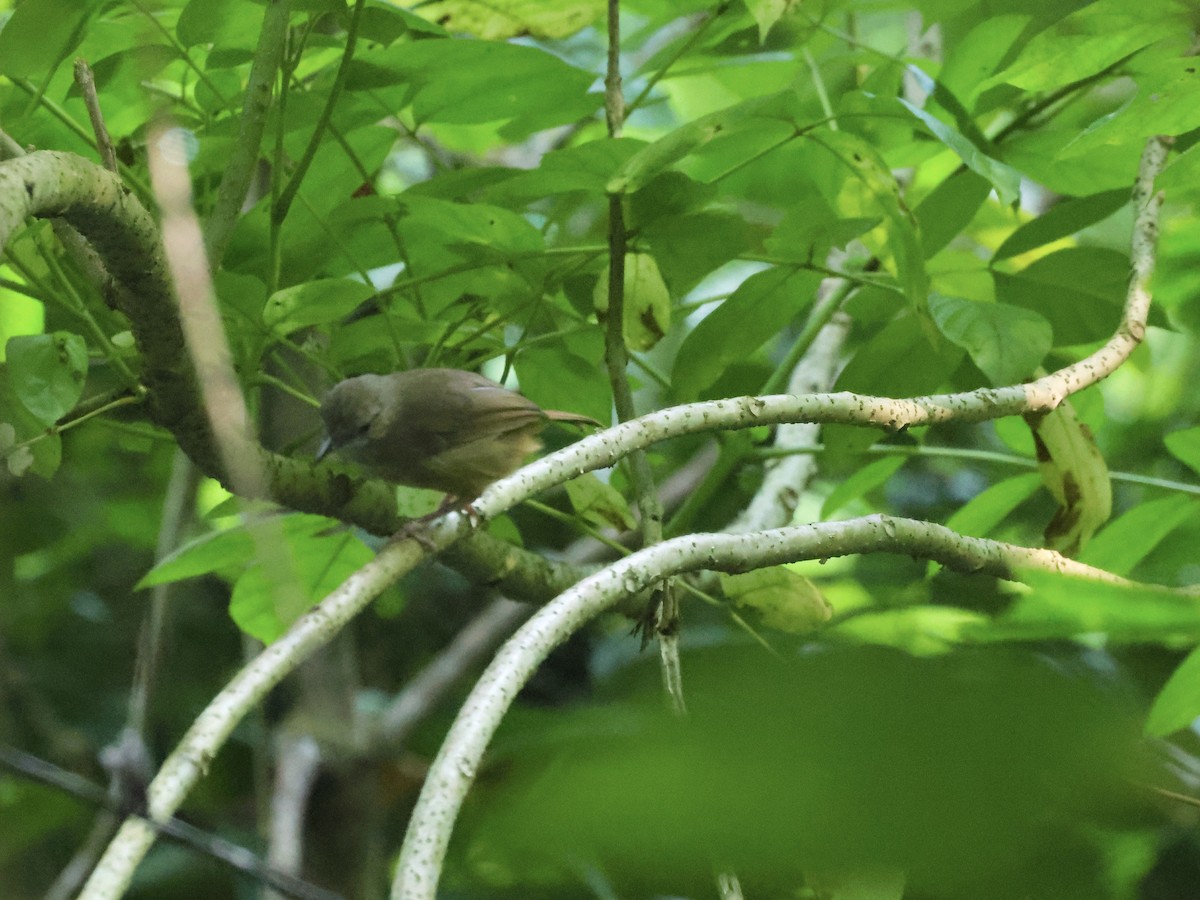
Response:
[3,0,1200,898]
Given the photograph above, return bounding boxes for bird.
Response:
[316,368,601,506]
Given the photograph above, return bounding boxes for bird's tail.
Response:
[544,410,603,428]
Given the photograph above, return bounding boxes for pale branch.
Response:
[78,538,430,899]
[373,598,532,751]
[74,135,1170,897]
[266,733,322,900]
[0,138,1168,537]
[0,151,190,434]
[390,512,1189,898]
[0,150,592,601]
[724,299,849,534]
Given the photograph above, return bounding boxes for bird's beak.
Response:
[315,435,334,461]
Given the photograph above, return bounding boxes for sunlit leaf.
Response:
[1165,426,1200,478]
[898,99,1020,205]
[263,278,376,333]
[742,0,799,42]
[929,295,1051,386]
[994,189,1129,261]
[981,569,1200,643]
[231,527,374,643]
[672,267,821,401]
[397,0,602,40]
[982,0,1186,92]
[1147,644,1200,736]
[1079,495,1197,576]
[0,0,92,80]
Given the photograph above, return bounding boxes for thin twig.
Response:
[206,0,291,266]
[0,743,344,900]
[72,59,118,173]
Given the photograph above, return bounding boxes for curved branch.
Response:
[74,135,1171,897]
[0,150,593,602]
[391,512,1185,898]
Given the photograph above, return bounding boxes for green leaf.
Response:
[138,523,256,588]
[177,0,258,49]
[593,253,671,352]
[814,131,928,315]
[642,211,752,296]
[981,0,1186,92]
[360,4,439,45]
[397,195,544,257]
[939,14,1031,108]
[515,341,611,427]
[0,369,60,479]
[824,315,963,459]
[401,0,602,40]
[628,171,718,229]
[914,169,991,259]
[943,473,1042,539]
[348,39,599,138]
[492,139,646,202]
[834,606,986,656]
[928,295,1051,386]
[1024,402,1112,557]
[1078,495,1197,576]
[606,92,795,194]
[765,185,878,261]
[1065,56,1200,154]
[982,569,1200,645]
[7,332,88,425]
[993,189,1129,261]
[720,567,833,635]
[742,0,796,42]
[897,98,1021,206]
[0,0,91,79]
[1147,644,1200,737]
[672,267,821,401]
[231,528,374,643]
[993,247,1130,346]
[820,869,907,900]
[387,194,546,315]
[138,514,343,589]
[1165,425,1200,478]
[821,456,906,519]
[564,474,636,532]
[263,279,376,333]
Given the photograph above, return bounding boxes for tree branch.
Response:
[36,135,1174,897]
[390,512,1191,898]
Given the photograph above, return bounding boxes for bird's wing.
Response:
[445,383,546,443]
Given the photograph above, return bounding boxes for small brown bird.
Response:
[317,368,600,503]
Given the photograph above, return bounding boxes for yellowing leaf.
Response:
[564,473,636,532]
[1024,402,1112,557]
[394,0,602,40]
[594,252,671,352]
[720,567,832,634]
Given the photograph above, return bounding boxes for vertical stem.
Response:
[603,0,680,711]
